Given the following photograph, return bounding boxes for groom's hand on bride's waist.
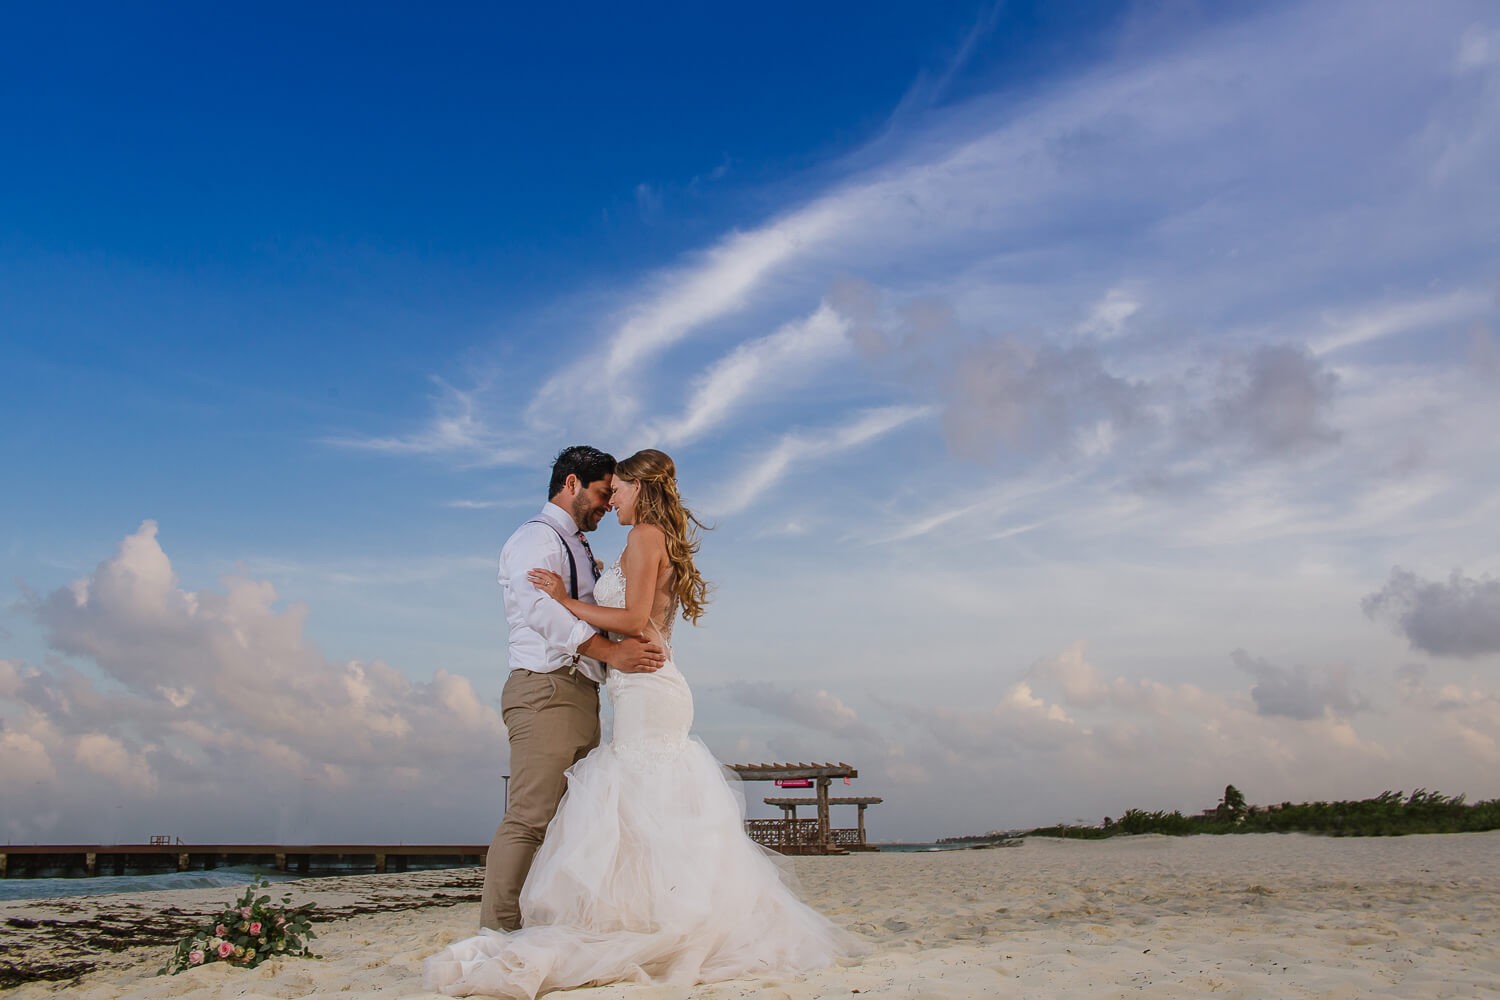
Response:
[584,634,665,673]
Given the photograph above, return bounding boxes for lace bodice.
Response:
[595,561,689,765]
[594,562,676,644]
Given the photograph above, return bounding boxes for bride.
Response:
[424,449,859,999]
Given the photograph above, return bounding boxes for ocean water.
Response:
[0,866,297,903]
[876,840,1022,853]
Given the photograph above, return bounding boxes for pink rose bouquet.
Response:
[159,878,318,976]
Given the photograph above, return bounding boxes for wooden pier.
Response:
[0,844,486,879]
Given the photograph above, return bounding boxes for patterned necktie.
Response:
[577,531,601,582]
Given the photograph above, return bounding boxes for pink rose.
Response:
[216,941,233,959]
[215,924,227,937]
[249,921,262,935]
[275,915,286,926]
[240,906,253,919]
[188,949,205,965]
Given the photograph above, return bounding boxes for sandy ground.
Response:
[4,831,1499,999]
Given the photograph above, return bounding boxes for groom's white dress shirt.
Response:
[497,503,605,683]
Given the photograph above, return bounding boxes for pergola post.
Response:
[816,777,831,851]
[857,803,867,846]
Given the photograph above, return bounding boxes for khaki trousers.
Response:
[480,667,600,931]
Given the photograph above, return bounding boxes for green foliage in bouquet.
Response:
[159,877,319,975]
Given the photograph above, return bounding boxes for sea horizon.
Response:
[0,866,298,903]
[0,858,487,903]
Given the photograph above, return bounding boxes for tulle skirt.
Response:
[424,724,857,998]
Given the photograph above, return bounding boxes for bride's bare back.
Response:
[619,524,678,644]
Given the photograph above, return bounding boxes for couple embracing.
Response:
[425,446,858,999]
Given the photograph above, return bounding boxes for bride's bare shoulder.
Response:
[627,523,667,547]
[620,525,665,572]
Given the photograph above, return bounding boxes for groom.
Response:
[480,445,666,932]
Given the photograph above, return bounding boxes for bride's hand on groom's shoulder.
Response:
[610,635,666,674]
[528,568,566,602]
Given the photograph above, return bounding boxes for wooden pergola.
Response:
[727,762,859,855]
[764,796,882,851]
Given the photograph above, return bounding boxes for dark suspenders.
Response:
[525,519,579,599]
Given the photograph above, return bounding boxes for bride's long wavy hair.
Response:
[616,449,711,624]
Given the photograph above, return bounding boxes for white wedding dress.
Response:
[424,564,858,998]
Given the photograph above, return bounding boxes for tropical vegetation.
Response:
[1025,787,1500,839]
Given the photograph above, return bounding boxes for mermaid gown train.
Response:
[424,565,858,998]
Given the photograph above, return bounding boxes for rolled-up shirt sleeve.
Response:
[498,524,599,666]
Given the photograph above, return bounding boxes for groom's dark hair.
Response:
[549,445,616,498]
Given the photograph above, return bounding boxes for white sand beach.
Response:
[4,831,1499,999]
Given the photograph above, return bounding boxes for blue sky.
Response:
[4,1,1500,844]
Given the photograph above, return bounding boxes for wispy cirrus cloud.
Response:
[638,301,852,450]
[866,469,1079,545]
[443,499,510,510]
[706,405,934,516]
[323,378,528,467]
[527,200,858,431]
[1309,290,1493,356]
